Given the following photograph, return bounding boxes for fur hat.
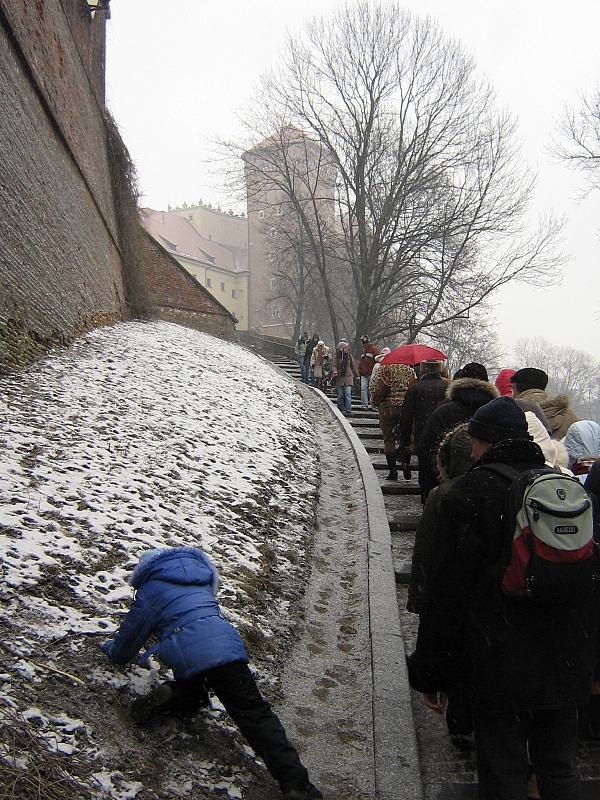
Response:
[419,360,443,375]
[461,362,488,381]
[360,334,370,344]
[468,397,530,443]
[510,367,549,391]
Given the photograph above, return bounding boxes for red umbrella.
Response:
[381,344,446,366]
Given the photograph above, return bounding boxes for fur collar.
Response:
[446,377,499,403]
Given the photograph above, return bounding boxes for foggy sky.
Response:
[105,0,600,361]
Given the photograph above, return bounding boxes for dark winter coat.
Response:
[101,548,248,680]
[407,423,474,613]
[304,338,320,367]
[396,373,449,453]
[585,460,600,503]
[416,378,499,494]
[358,344,379,377]
[408,438,600,712]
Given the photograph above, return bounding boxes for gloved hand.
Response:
[100,640,113,657]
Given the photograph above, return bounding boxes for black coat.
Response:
[408,438,600,712]
[396,374,449,452]
[407,423,474,614]
[416,378,499,494]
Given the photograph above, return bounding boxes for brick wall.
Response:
[142,233,238,342]
[0,0,116,232]
[0,1,126,374]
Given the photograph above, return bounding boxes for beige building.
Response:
[171,202,248,251]
[142,209,250,330]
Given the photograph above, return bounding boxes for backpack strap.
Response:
[474,463,533,580]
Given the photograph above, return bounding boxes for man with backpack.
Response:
[408,396,600,799]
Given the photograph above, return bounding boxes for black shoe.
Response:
[283,784,323,799]
[385,452,398,480]
[130,683,173,724]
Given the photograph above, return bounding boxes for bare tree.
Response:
[222,2,564,354]
[550,87,600,196]
[514,336,600,421]
[421,306,508,378]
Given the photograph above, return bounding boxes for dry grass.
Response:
[0,702,92,800]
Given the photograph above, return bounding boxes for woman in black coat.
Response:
[416,377,499,499]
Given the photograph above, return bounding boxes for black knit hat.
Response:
[510,367,548,391]
[467,397,531,443]
[461,362,488,381]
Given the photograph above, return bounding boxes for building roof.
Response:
[243,125,321,159]
[142,209,248,273]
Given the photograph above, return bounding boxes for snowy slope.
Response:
[0,321,319,799]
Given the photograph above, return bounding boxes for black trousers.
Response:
[168,661,309,793]
[471,706,581,800]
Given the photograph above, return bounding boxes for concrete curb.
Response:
[316,394,424,800]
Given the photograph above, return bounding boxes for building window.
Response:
[270,228,277,238]
[221,282,226,292]
[206,278,212,288]
[271,305,280,318]
[270,278,277,290]
[188,214,193,221]
[276,206,283,216]
[268,251,275,262]
[258,210,265,219]
[231,289,236,299]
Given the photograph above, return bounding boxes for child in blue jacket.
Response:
[101,547,321,800]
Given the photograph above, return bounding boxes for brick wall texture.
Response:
[142,233,238,343]
[0,0,125,373]
[0,0,236,373]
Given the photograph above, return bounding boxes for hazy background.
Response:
[105,0,600,360]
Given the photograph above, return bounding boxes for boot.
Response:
[398,447,412,481]
[130,683,173,724]
[385,452,398,481]
[283,784,323,799]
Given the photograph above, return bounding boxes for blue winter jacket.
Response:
[101,548,248,680]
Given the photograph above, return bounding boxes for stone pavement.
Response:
[276,386,422,800]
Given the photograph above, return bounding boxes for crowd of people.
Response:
[299,334,600,797]
[295,332,384,414]
[367,351,599,800]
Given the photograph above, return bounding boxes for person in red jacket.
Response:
[357,334,379,410]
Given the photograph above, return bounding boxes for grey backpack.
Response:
[479,464,597,601]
